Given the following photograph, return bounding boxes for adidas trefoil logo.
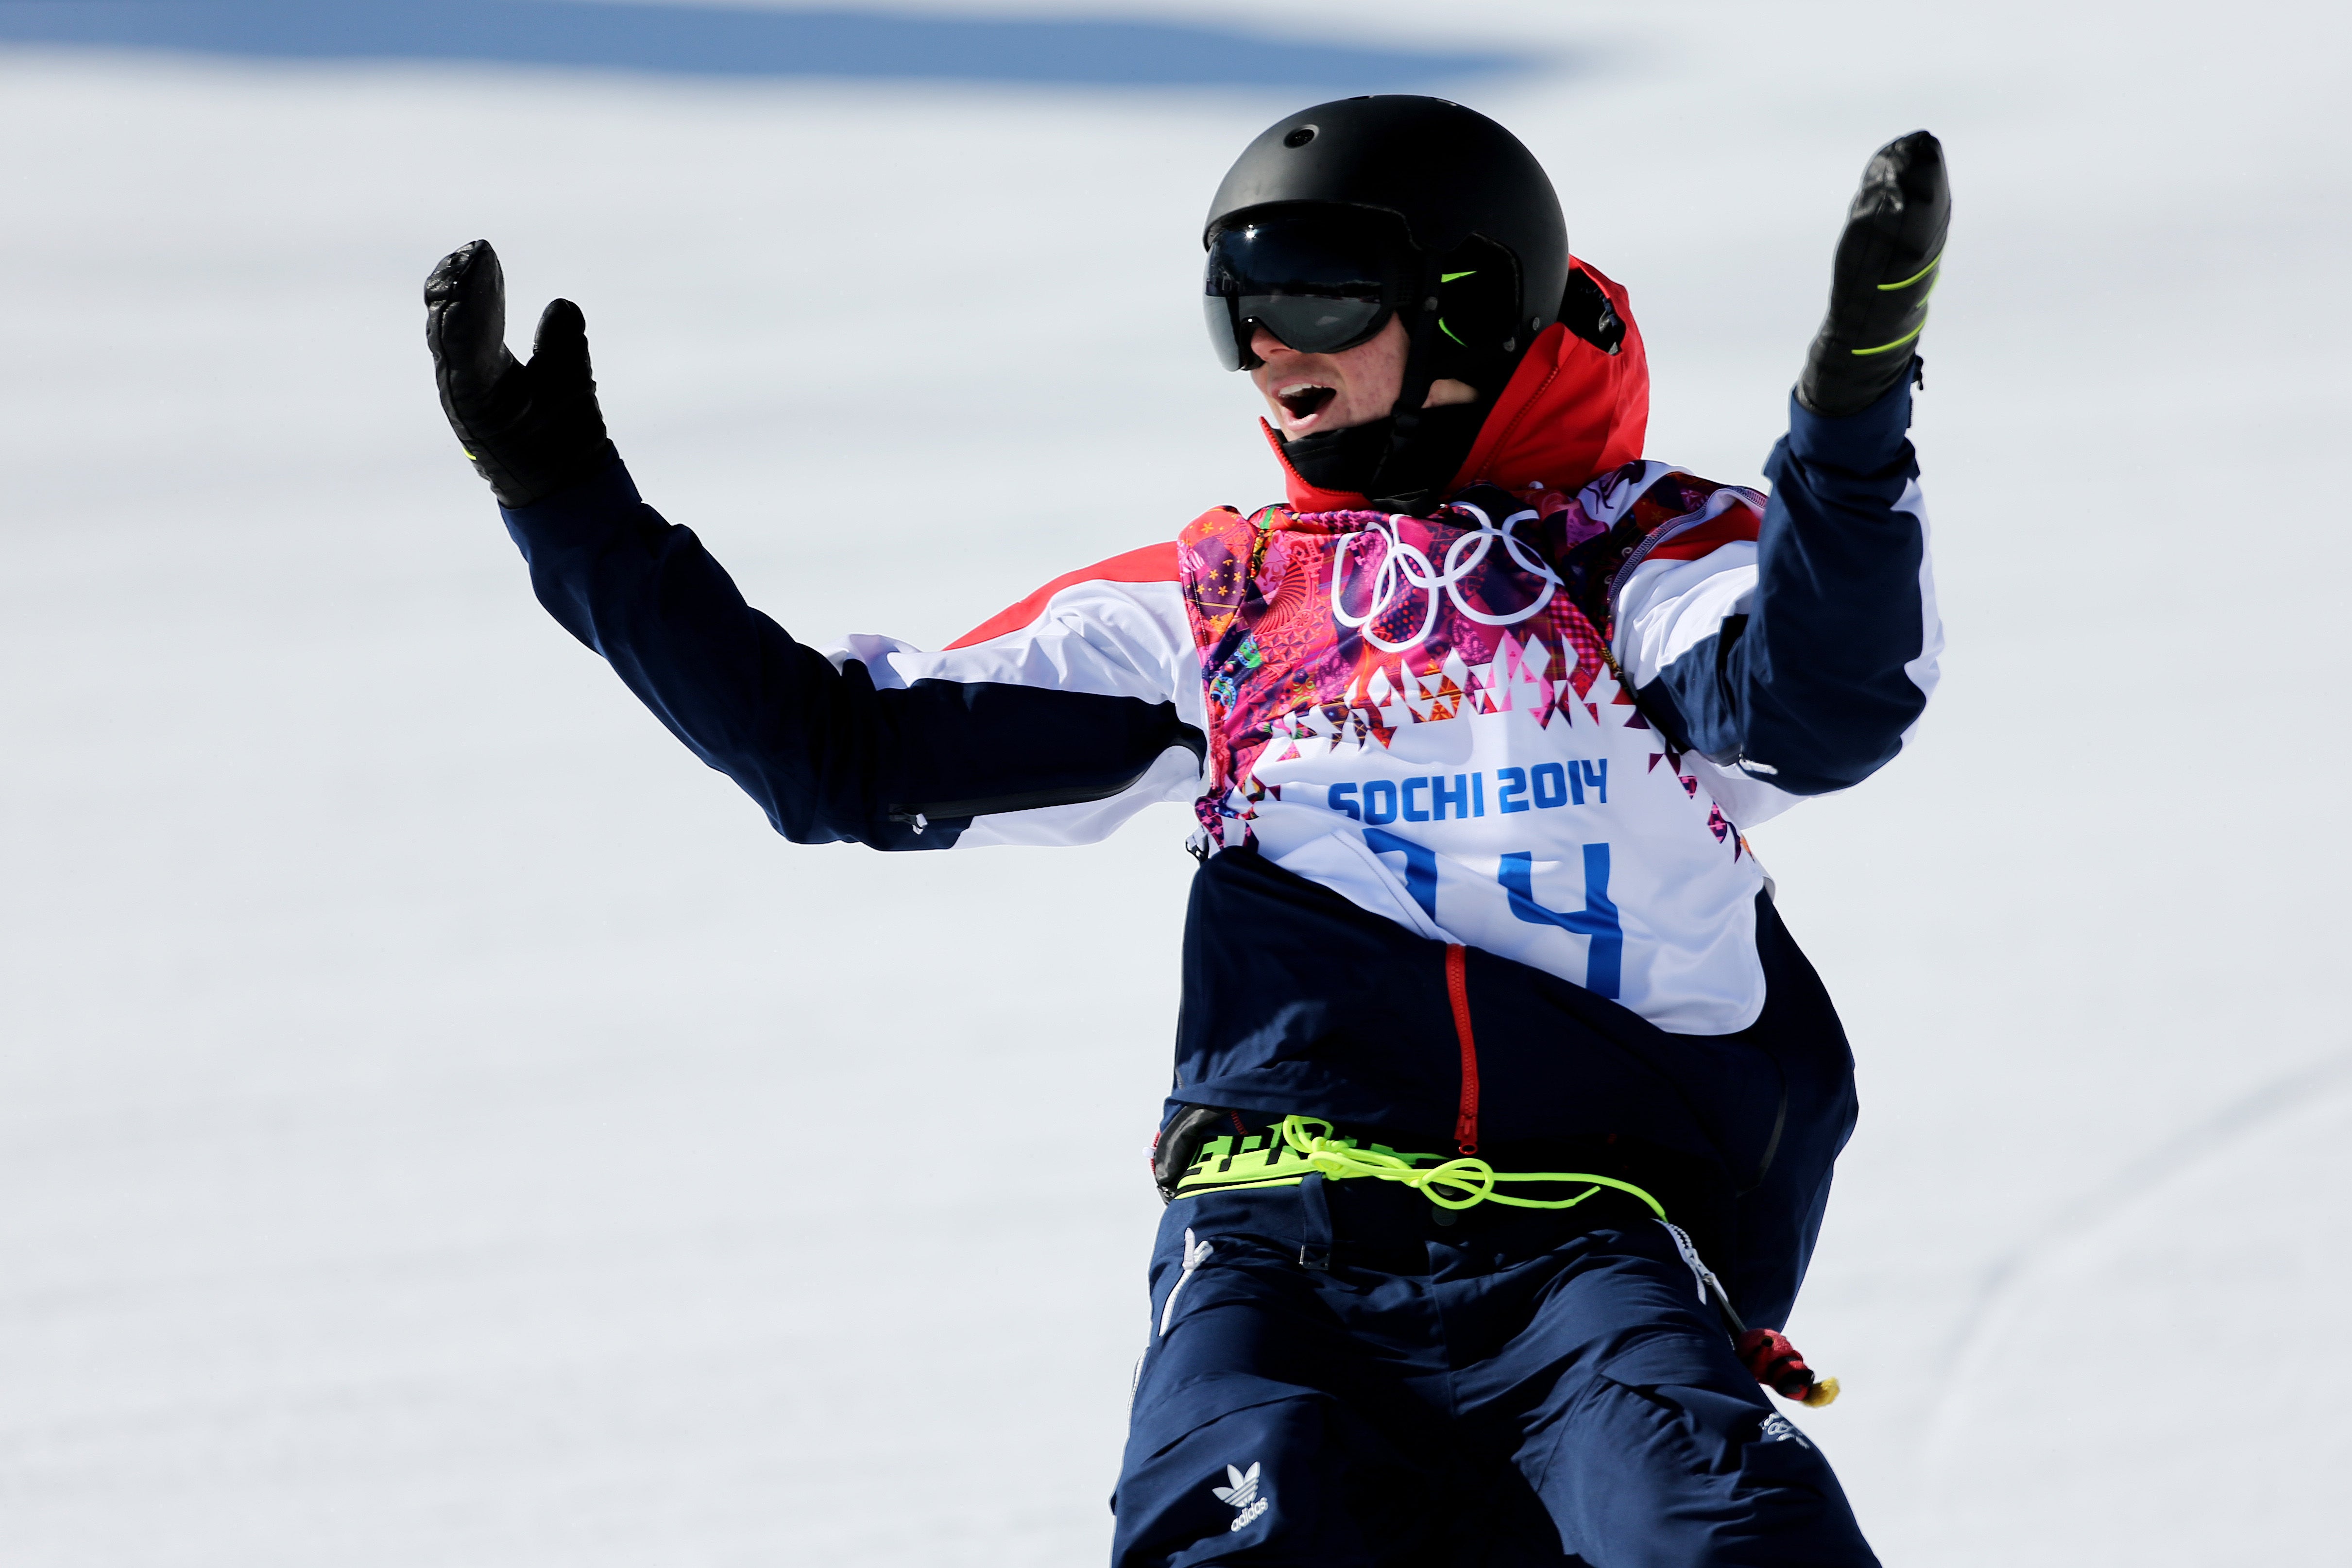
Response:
[1211,1461,1270,1531]
[1211,1461,1260,1509]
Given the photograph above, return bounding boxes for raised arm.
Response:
[1613,132,1948,799]
[424,241,1204,850]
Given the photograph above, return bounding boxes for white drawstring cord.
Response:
[1659,1218,1729,1309]
[1159,1227,1215,1336]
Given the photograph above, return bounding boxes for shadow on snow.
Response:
[0,1,1529,89]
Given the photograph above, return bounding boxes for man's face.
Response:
[1249,316,1475,440]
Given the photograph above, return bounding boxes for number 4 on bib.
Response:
[1500,846,1622,998]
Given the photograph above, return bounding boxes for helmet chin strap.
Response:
[1363,291,1459,514]
[1380,294,1443,460]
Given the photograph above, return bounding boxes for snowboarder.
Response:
[425,96,1945,1567]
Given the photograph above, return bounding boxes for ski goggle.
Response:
[1203,206,1415,371]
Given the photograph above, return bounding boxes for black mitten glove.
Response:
[424,239,616,508]
[1796,131,1950,418]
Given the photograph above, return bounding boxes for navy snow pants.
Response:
[1112,1177,1875,1568]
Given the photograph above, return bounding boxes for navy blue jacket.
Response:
[498,378,1936,1328]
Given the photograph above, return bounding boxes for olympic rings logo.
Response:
[1329,502,1562,652]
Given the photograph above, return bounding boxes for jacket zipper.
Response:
[884,779,1161,826]
[1445,944,1480,1154]
[1603,488,1766,627]
[883,726,1208,832]
[884,773,1196,830]
[1605,507,1711,626]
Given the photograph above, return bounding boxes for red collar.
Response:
[1264,258,1650,514]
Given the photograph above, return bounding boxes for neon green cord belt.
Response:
[1169,1114,1666,1216]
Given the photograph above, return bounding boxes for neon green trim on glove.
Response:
[1849,313,1928,356]
[1876,253,1942,291]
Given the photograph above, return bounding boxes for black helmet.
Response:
[1203,96,1579,510]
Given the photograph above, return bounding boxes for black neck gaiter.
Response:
[1281,400,1492,514]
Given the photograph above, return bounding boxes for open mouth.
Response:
[1276,383,1337,423]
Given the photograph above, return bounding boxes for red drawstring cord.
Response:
[1684,1231,1842,1409]
[1447,941,1836,1407]
[1737,1328,1841,1408]
[1444,944,1479,1154]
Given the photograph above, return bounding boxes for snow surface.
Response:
[3,2,2348,1563]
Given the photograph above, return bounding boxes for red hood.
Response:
[1264,258,1649,512]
